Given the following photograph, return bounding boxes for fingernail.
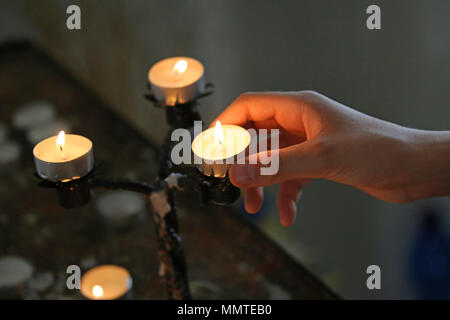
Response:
[232,165,257,185]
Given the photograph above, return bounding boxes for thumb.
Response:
[229,140,326,188]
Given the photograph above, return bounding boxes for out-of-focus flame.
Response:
[56,131,65,152]
[172,59,188,76]
[214,121,224,145]
[92,285,103,298]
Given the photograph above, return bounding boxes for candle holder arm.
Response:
[92,172,191,300]
[90,178,157,195]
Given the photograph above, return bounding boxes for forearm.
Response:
[403,128,450,199]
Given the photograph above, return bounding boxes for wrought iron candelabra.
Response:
[35,83,240,300]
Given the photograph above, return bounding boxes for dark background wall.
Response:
[1,0,449,299]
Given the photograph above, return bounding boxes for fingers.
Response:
[277,179,310,227]
[244,187,264,214]
[211,92,307,133]
[229,140,325,188]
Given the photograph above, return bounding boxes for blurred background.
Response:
[0,0,449,299]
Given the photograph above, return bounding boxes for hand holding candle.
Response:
[211,91,450,226]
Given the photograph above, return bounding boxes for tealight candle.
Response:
[0,256,34,299]
[13,100,56,130]
[148,57,205,106]
[80,265,132,300]
[33,131,94,182]
[95,190,146,229]
[191,121,251,177]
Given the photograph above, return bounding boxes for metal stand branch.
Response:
[148,175,191,300]
[90,178,156,195]
[91,173,191,299]
[147,99,204,300]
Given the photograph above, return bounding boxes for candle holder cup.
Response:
[56,177,92,209]
[145,83,213,128]
[200,175,241,205]
[35,171,93,209]
[171,165,240,206]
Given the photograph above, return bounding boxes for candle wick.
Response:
[59,145,63,152]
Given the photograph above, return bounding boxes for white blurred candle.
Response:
[26,119,70,145]
[13,101,56,130]
[95,191,146,229]
[0,256,33,299]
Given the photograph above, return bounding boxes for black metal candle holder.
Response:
[36,172,93,209]
[171,164,241,205]
[34,83,241,300]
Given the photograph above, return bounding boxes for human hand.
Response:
[213,91,450,226]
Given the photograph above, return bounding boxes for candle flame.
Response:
[173,59,188,76]
[56,131,65,152]
[92,285,103,298]
[214,121,224,145]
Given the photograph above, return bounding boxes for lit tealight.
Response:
[192,122,251,177]
[33,133,94,182]
[148,57,205,106]
[80,265,132,300]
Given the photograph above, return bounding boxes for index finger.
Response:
[211,92,307,133]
